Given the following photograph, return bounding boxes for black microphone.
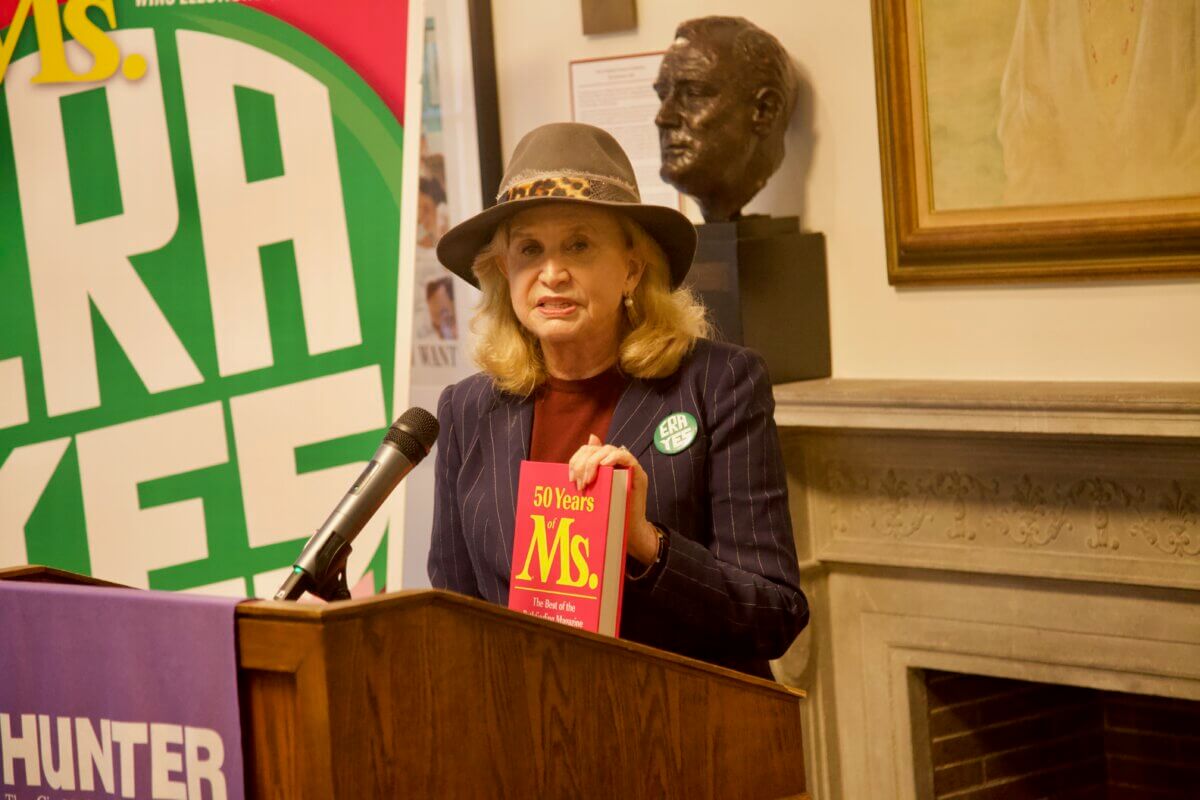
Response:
[274,407,439,601]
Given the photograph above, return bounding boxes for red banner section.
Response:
[243,0,408,118]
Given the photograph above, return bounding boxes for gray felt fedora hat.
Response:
[436,122,697,289]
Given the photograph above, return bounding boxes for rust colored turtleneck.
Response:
[529,366,628,463]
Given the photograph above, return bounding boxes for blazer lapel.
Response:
[605,378,667,458]
[481,390,532,566]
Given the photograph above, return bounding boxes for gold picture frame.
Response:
[872,0,1200,284]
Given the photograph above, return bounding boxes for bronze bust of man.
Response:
[654,16,798,223]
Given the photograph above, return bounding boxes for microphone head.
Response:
[385,407,440,462]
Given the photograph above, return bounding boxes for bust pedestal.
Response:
[684,216,830,384]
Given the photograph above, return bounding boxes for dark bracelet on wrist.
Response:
[627,525,665,581]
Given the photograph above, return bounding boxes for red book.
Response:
[508,460,631,636]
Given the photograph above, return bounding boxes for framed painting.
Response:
[872,0,1200,284]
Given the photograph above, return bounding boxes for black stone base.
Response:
[684,216,830,384]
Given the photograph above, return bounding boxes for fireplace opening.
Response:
[914,669,1200,799]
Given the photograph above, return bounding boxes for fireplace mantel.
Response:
[774,378,1200,439]
[770,378,1200,799]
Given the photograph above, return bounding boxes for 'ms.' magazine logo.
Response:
[0,0,145,85]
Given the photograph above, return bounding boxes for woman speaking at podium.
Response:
[427,123,807,679]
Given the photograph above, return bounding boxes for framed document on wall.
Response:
[570,52,682,211]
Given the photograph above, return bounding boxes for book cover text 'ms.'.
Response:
[508,460,630,636]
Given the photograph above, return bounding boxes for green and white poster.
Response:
[0,0,423,596]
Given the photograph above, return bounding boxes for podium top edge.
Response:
[0,572,805,699]
[0,564,128,588]
[241,588,806,699]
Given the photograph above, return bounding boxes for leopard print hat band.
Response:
[496,170,639,205]
[436,122,697,289]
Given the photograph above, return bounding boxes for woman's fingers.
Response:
[568,435,601,483]
[567,439,641,491]
[568,443,603,488]
[574,446,609,490]
[580,445,615,488]
[599,445,633,466]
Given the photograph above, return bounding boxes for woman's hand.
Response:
[568,434,659,565]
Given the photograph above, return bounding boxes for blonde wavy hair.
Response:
[469,206,710,397]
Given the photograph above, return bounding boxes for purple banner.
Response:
[0,581,244,800]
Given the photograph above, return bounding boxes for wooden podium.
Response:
[2,566,807,798]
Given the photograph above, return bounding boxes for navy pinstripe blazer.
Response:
[428,338,808,679]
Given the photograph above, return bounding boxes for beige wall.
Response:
[490,1,1200,381]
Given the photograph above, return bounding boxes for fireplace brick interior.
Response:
[921,669,1200,799]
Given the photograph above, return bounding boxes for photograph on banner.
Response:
[399,0,498,590]
[413,14,460,368]
[0,0,420,597]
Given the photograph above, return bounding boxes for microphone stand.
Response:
[274,525,355,601]
[272,407,439,603]
[275,565,352,602]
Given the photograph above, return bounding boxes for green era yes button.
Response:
[654,412,698,455]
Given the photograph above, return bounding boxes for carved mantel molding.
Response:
[773,379,1200,591]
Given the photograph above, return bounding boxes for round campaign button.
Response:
[654,412,698,455]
